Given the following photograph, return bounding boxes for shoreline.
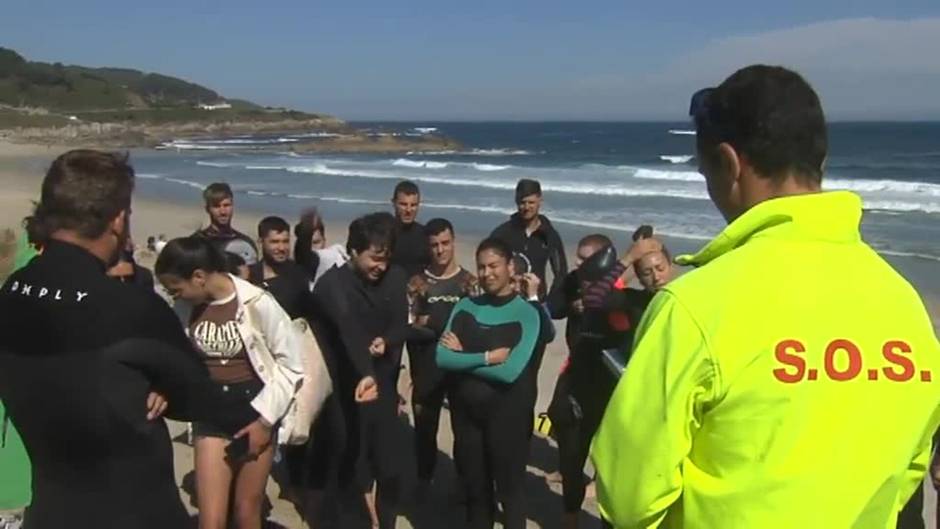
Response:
[2,140,938,331]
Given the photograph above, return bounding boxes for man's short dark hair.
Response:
[694,65,827,184]
[476,237,514,262]
[25,150,135,243]
[258,216,290,239]
[578,233,613,251]
[347,212,396,255]
[425,218,454,239]
[203,182,234,206]
[515,179,542,203]
[392,180,420,200]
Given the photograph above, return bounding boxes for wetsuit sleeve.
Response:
[591,291,719,528]
[583,262,627,310]
[106,338,259,432]
[381,269,411,350]
[436,300,490,371]
[469,302,541,384]
[314,280,375,379]
[546,271,577,320]
[535,301,556,343]
[547,229,568,301]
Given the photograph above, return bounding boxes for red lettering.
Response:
[882,341,915,382]
[773,340,806,383]
[824,339,862,381]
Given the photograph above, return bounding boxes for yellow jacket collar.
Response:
[677,191,863,267]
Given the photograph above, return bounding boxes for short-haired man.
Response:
[389,180,430,278]
[311,212,409,529]
[194,182,259,265]
[248,215,310,319]
[491,178,567,300]
[593,65,940,528]
[407,218,476,488]
[0,150,259,528]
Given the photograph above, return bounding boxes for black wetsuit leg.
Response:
[413,380,447,481]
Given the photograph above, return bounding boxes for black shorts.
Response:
[192,378,264,439]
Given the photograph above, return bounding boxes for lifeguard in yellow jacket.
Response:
[592,65,940,529]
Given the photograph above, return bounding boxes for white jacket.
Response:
[229,275,304,441]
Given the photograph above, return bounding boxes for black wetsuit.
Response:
[0,240,256,529]
[310,264,409,529]
[193,225,259,265]
[390,220,430,278]
[248,260,311,319]
[558,261,655,514]
[408,267,474,481]
[436,294,553,529]
[490,213,567,300]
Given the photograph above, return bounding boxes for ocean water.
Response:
[133,122,940,267]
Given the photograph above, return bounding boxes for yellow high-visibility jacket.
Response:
[592,191,940,529]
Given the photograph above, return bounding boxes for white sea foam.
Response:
[392,159,449,169]
[630,167,705,182]
[825,178,940,197]
[471,163,511,172]
[412,127,438,134]
[668,129,696,136]
[659,154,695,164]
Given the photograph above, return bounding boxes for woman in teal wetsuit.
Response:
[436,237,553,529]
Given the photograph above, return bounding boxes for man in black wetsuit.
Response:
[389,180,430,278]
[558,235,669,529]
[0,150,261,529]
[407,218,477,490]
[311,212,409,529]
[248,215,311,319]
[193,182,259,265]
[491,178,567,300]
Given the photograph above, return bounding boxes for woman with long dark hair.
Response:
[436,237,554,529]
[155,237,303,529]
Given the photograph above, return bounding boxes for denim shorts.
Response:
[192,378,264,439]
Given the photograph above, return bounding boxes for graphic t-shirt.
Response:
[189,292,256,384]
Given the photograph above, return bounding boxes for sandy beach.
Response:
[1,141,936,528]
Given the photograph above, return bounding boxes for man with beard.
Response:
[389,180,430,278]
[0,150,260,529]
[193,182,259,266]
[248,216,311,319]
[491,179,567,300]
[407,218,477,490]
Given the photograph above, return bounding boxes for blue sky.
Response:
[3,0,940,120]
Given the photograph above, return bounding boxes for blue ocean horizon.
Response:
[132,121,940,310]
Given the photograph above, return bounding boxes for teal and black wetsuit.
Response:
[436,293,553,529]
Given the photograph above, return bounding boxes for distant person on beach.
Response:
[436,237,554,529]
[248,216,310,319]
[592,65,940,528]
[294,208,348,288]
[0,150,260,529]
[389,180,431,278]
[193,182,259,265]
[406,218,477,490]
[491,178,567,300]
[156,236,304,529]
[309,212,408,529]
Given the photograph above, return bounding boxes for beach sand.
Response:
[1,141,936,528]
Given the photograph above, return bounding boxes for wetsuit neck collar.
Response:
[43,239,108,272]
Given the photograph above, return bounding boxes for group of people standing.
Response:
[2,63,940,529]
[0,146,659,529]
